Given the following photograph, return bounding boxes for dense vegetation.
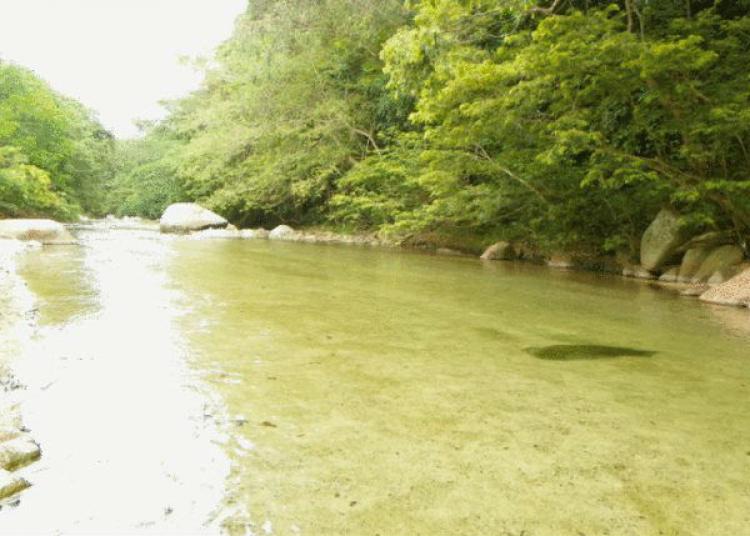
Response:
[0,62,113,219]
[6,1,750,257]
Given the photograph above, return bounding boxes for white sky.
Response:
[0,0,247,138]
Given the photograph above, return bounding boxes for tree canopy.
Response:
[9,1,750,257]
[0,61,113,219]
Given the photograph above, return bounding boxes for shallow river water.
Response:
[1,226,749,535]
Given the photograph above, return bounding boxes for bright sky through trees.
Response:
[0,0,246,138]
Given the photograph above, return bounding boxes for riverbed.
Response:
[1,226,749,535]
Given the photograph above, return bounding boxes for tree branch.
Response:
[528,0,564,16]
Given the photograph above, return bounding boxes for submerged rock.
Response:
[436,248,465,257]
[0,435,40,470]
[700,266,750,307]
[159,203,228,234]
[480,241,516,261]
[268,225,296,240]
[547,255,575,269]
[190,228,241,240]
[640,208,689,272]
[104,216,159,232]
[526,344,655,361]
[0,219,76,245]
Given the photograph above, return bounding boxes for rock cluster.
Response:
[0,429,40,500]
[623,208,746,290]
[477,207,748,308]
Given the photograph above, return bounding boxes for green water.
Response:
[4,228,750,535]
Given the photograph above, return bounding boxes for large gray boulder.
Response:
[0,219,76,245]
[640,209,689,272]
[691,245,744,283]
[159,203,228,234]
[700,266,750,307]
[678,247,711,283]
[707,265,742,286]
[480,241,516,261]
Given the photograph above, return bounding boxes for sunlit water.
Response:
[1,227,749,535]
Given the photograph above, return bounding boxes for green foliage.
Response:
[0,61,113,219]
[378,1,750,252]
[109,0,750,255]
[0,146,68,218]
[105,133,185,219]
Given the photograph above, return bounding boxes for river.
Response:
[1,225,748,535]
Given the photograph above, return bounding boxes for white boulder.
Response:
[159,203,228,234]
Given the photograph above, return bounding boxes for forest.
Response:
[3,0,750,257]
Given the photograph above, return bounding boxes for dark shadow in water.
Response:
[525,344,656,361]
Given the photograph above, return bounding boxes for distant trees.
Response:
[0,61,113,219]
[109,0,750,254]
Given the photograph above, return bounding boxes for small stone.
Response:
[254,228,270,239]
[0,436,41,470]
[0,469,30,500]
[190,228,241,240]
[268,225,296,240]
[658,266,680,283]
[681,285,709,297]
[623,265,656,280]
[480,241,516,261]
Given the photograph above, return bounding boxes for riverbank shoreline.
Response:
[70,217,750,310]
[0,240,43,502]
[168,221,750,310]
